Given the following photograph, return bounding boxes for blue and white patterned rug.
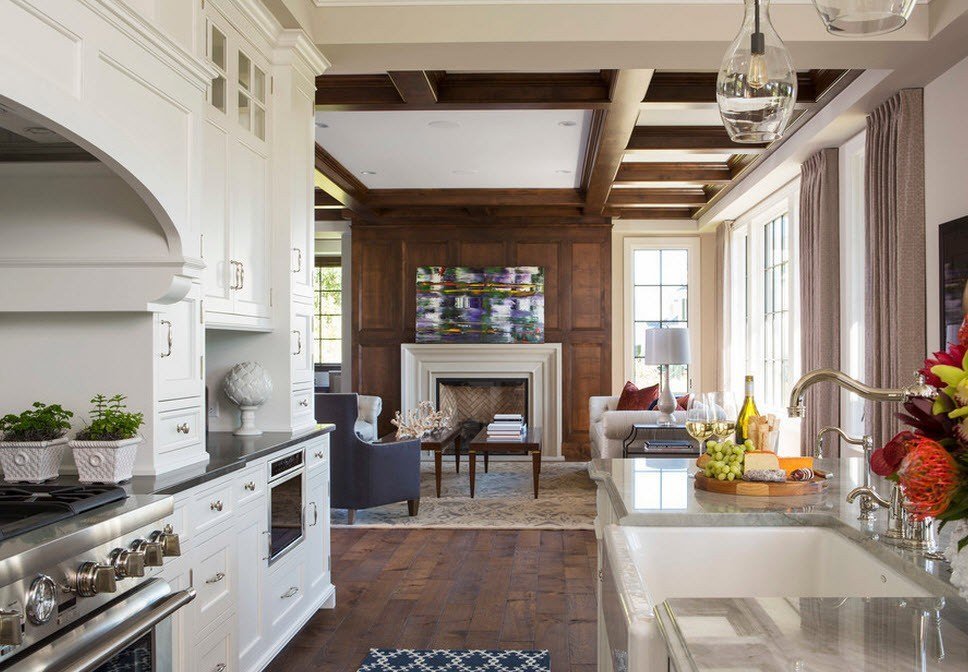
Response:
[357,648,551,671]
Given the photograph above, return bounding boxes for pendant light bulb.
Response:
[716,0,797,144]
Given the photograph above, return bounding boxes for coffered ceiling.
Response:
[312,68,855,223]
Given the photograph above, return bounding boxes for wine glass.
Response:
[685,393,715,452]
[709,391,738,441]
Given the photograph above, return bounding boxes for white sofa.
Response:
[588,396,687,459]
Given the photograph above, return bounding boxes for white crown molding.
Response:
[81,0,217,90]
[276,29,331,76]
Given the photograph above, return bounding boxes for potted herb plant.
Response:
[0,402,73,482]
[70,394,144,484]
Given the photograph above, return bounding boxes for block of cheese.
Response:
[743,450,780,475]
[778,456,814,477]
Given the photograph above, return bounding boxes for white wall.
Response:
[925,53,968,351]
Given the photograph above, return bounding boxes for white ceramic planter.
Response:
[69,437,142,484]
[0,437,69,483]
[944,520,968,597]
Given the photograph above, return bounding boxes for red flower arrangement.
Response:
[873,320,968,551]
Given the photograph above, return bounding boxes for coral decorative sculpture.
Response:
[391,401,454,440]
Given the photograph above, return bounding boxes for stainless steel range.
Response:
[0,484,193,671]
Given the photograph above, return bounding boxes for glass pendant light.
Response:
[812,0,916,36]
[717,0,797,144]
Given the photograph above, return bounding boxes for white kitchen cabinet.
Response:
[200,10,272,330]
[306,467,331,597]
[236,499,268,672]
[291,303,314,387]
[156,283,203,402]
[166,434,334,672]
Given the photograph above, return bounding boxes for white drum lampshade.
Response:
[644,328,691,426]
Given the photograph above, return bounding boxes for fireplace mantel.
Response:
[400,343,563,458]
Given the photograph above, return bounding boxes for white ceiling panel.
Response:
[623,151,733,163]
[637,106,725,127]
[314,109,589,188]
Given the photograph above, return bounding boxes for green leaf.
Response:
[959,535,968,553]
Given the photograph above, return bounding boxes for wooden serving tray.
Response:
[694,471,827,496]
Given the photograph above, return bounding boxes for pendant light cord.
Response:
[751,0,765,55]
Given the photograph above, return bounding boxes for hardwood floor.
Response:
[266,528,599,672]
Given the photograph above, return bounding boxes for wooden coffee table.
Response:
[467,427,542,499]
[381,426,462,498]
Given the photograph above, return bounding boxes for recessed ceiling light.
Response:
[428,120,460,129]
[558,120,577,127]
[556,169,573,174]
[315,121,329,128]
[24,126,54,136]
[360,170,377,176]
[451,169,477,175]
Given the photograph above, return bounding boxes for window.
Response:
[313,259,342,365]
[624,238,701,395]
[729,182,800,412]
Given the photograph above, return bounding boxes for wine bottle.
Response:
[735,375,760,444]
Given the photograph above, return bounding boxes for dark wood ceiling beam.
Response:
[606,188,708,207]
[606,207,697,220]
[642,71,823,107]
[627,126,768,154]
[316,72,612,110]
[368,188,584,208]
[314,188,343,208]
[387,71,442,105]
[582,69,655,215]
[314,208,352,221]
[0,143,97,162]
[314,143,374,219]
[614,162,735,185]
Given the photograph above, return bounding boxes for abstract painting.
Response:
[416,266,544,344]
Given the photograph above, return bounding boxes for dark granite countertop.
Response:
[45,425,335,496]
[130,424,334,495]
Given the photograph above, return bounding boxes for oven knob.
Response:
[75,562,117,597]
[149,525,182,557]
[130,539,164,567]
[109,548,146,579]
[0,610,22,647]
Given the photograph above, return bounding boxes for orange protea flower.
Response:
[898,438,960,520]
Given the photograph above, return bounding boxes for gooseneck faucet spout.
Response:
[787,369,937,419]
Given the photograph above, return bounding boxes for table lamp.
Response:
[644,328,691,426]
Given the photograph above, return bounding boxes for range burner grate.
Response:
[0,484,128,541]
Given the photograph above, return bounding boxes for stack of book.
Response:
[486,414,526,440]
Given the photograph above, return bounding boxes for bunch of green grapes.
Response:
[702,438,754,481]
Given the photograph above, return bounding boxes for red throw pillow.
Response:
[616,381,660,411]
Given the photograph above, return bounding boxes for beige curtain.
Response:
[799,148,841,456]
[864,89,926,448]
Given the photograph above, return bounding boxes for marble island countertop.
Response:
[589,457,968,671]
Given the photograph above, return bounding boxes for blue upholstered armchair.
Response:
[314,393,421,524]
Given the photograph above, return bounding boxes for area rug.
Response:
[330,461,595,529]
[358,648,551,671]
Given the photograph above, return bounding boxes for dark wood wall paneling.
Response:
[351,221,612,449]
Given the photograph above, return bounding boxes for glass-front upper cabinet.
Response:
[205,19,268,142]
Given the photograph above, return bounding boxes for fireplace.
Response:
[436,378,528,445]
[400,343,563,458]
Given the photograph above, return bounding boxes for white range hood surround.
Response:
[401,343,563,458]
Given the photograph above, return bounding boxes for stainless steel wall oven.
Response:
[267,449,305,564]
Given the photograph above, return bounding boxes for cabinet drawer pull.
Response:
[281,586,299,599]
[238,261,244,290]
[292,247,302,273]
[243,481,256,491]
[214,664,226,672]
[298,399,309,407]
[160,320,173,358]
[229,260,241,290]
[314,451,324,459]
[210,500,223,512]
[291,330,302,355]
[309,501,318,527]
[176,423,190,434]
[205,572,226,585]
